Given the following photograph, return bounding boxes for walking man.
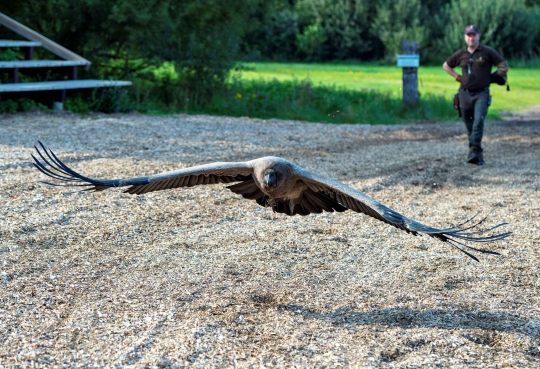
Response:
[442,25,508,165]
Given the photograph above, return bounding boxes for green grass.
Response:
[203,78,456,124]
[232,62,540,116]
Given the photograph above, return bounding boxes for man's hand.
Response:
[497,61,509,76]
[443,61,461,82]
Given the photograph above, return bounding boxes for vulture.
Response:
[31,142,510,261]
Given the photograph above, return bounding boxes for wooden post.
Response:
[53,89,67,111]
[69,66,78,80]
[401,40,419,105]
[12,67,19,83]
[24,47,34,60]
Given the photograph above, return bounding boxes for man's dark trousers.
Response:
[458,87,490,149]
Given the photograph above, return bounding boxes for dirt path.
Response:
[0,111,539,367]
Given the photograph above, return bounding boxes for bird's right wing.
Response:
[293,167,510,261]
[32,142,254,195]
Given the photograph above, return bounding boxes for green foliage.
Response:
[64,97,91,114]
[17,98,45,112]
[3,0,261,105]
[507,57,540,68]
[372,0,430,62]
[295,0,380,60]
[64,88,132,114]
[0,98,47,113]
[0,100,18,114]
[240,0,540,63]
[2,0,540,120]
[3,0,540,73]
[250,0,537,62]
[252,9,300,61]
[437,0,538,57]
[86,88,126,113]
[296,19,327,61]
[0,48,20,61]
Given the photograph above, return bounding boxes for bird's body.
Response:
[32,142,510,261]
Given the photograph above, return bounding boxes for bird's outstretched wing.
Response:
[32,142,510,261]
[31,142,254,194]
[292,167,510,261]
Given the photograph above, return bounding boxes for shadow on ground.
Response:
[277,304,540,339]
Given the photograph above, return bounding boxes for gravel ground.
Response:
[0,111,539,368]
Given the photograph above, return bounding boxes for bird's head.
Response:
[263,168,279,188]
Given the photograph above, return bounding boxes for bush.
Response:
[64,96,91,114]
[89,87,132,113]
[371,0,430,62]
[0,100,18,114]
[64,87,132,114]
[0,98,47,113]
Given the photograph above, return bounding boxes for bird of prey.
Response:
[32,142,510,261]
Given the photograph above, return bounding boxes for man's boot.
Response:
[476,148,485,166]
[467,146,479,164]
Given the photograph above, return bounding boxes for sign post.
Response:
[397,41,420,105]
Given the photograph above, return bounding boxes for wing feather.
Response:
[301,197,320,214]
[32,142,254,195]
[293,167,510,261]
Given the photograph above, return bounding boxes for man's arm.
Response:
[442,61,461,82]
[486,46,509,76]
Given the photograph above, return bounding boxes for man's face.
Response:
[464,32,480,48]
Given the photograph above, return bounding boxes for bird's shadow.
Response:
[276,304,539,339]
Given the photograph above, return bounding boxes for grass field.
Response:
[233,62,540,115]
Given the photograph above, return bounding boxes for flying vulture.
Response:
[31,142,510,261]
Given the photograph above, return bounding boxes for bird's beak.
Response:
[264,172,277,188]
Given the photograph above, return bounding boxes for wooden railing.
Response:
[0,12,90,70]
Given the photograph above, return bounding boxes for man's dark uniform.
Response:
[446,27,507,165]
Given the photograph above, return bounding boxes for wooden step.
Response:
[0,13,90,65]
[0,60,89,68]
[0,39,42,47]
[0,79,132,92]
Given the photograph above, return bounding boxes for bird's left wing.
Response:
[32,142,254,195]
[292,166,510,261]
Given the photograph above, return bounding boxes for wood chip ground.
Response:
[0,111,539,368]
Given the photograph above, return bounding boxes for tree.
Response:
[436,0,538,58]
[371,0,430,62]
[2,0,261,104]
[295,0,382,60]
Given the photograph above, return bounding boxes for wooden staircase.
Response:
[0,12,131,110]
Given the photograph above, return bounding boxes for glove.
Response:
[456,75,462,82]
[497,61,509,76]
